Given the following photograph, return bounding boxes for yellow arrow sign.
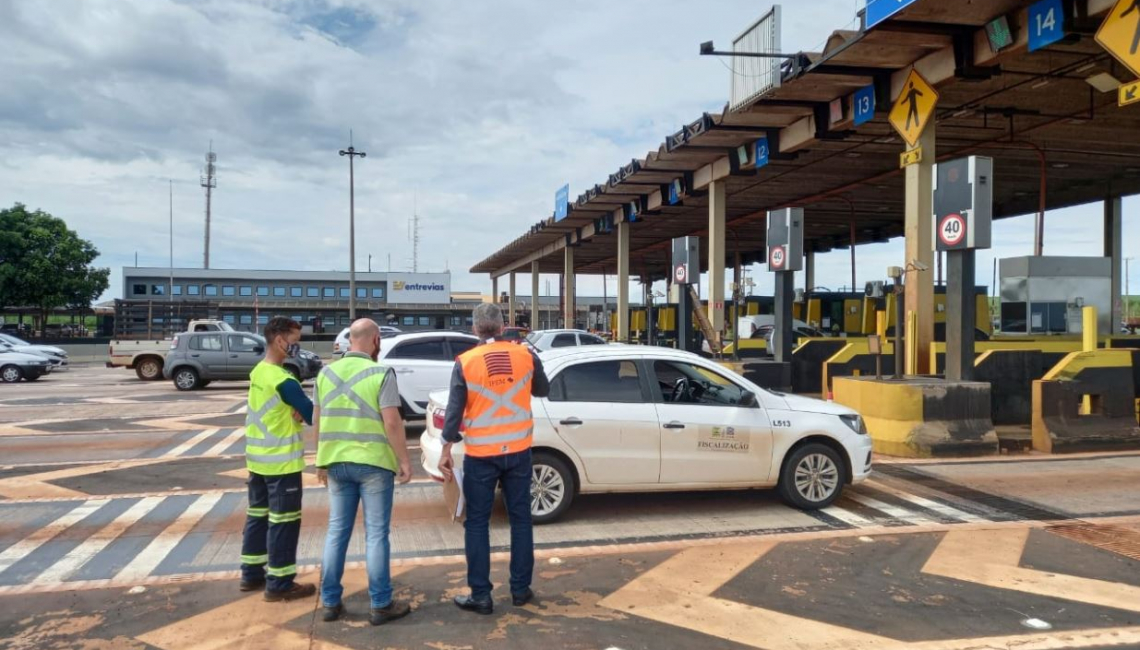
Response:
[889,69,939,148]
[1122,79,1140,106]
[1097,0,1140,79]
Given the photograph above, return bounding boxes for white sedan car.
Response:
[333,324,403,357]
[377,331,478,418]
[421,345,872,523]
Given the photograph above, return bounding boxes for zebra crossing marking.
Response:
[845,491,939,526]
[162,428,221,458]
[115,492,224,581]
[865,479,987,524]
[0,499,111,574]
[34,496,164,584]
[203,428,246,457]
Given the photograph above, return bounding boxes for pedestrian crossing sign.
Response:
[889,69,939,148]
[1096,0,1140,79]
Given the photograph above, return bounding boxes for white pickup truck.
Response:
[108,320,234,380]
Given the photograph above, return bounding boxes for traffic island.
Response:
[833,376,997,457]
[1031,349,1140,453]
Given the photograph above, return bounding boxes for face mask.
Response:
[286,343,300,358]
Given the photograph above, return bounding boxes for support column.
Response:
[945,250,976,381]
[563,247,575,328]
[804,250,816,293]
[617,221,630,342]
[708,180,727,334]
[508,273,516,326]
[773,271,795,363]
[1105,196,1123,332]
[531,261,540,330]
[904,122,935,374]
[491,276,498,306]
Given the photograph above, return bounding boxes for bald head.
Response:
[348,318,381,357]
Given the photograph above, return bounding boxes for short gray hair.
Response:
[472,303,504,339]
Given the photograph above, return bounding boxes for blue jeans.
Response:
[320,462,395,608]
[463,449,533,600]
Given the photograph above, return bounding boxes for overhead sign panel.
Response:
[853,84,876,126]
[889,69,939,148]
[754,136,770,169]
[933,156,993,251]
[865,0,919,30]
[554,184,569,222]
[387,272,451,304]
[766,207,804,272]
[1028,0,1065,51]
[1096,0,1140,78]
[1121,80,1140,106]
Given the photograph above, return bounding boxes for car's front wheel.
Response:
[1,365,23,383]
[530,452,575,524]
[173,367,201,391]
[778,443,845,510]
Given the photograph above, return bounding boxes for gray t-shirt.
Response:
[316,352,401,411]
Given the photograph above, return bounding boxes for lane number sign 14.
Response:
[1029,0,1065,52]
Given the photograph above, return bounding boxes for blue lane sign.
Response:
[668,179,681,205]
[554,184,569,222]
[865,0,919,30]
[1028,0,1065,52]
[754,136,770,169]
[853,84,876,126]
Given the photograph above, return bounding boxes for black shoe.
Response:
[321,603,344,622]
[512,589,534,607]
[263,582,316,602]
[370,600,411,626]
[454,594,493,615]
[239,578,265,592]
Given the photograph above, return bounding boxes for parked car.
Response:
[0,346,53,383]
[525,329,607,352]
[109,319,235,381]
[163,331,322,391]
[376,331,479,418]
[761,322,828,352]
[0,333,69,370]
[500,326,530,343]
[421,346,872,523]
[333,324,402,357]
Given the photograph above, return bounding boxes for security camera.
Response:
[910,260,930,272]
[700,41,715,55]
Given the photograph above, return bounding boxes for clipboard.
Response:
[443,466,465,524]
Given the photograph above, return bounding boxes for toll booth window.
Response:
[257,286,269,297]
[240,286,252,297]
[273,287,285,297]
[222,286,235,297]
[372,288,384,299]
[132,284,147,296]
[1000,302,1027,333]
[151,285,165,296]
[1030,302,1068,334]
[291,287,302,298]
[187,285,200,296]
[204,285,218,297]
[307,287,319,298]
[172,285,182,296]
[339,287,350,298]
[324,288,336,298]
[189,334,223,352]
[550,360,644,403]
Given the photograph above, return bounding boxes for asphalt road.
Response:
[2,365,1139,649]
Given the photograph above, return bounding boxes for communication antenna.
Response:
[200,142,217,269]
[407,192,420,273]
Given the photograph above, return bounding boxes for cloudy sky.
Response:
[1,0,1135,303]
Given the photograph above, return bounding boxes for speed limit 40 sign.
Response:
[769,245,787,270]
[938,213,967,248]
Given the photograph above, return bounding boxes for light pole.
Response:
[339,138,366,320]
[1126,257,1134,327]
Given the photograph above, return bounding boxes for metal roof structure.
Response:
[472,0,1140,281]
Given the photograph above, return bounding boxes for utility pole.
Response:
[339,132,366,320]
[169,180,174,304]
[1127,257,1134,325]
[200,143,216,269]
[408,192,420,273]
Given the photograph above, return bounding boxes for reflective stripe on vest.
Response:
[318,365,385,420]
[458,342,535,457]
[245,362,306,475]
[463,370,534,430]
[245,395,280,439]
[315,358,396,471]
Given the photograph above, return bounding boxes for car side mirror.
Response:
[740,391,758,408]
[253,346,264,355]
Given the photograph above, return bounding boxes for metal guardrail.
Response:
[730,5,783,112]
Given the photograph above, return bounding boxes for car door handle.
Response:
[395,369,414,374]
[190,354,200,358]
[559,418,583,426]
[663,421,686,430]
[229,354,238,358]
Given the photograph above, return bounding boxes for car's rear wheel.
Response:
[135,357,163,381]
[1,365,23,383]
[173,367,200,391]
[530,452,574,524]
[778,443,844,510]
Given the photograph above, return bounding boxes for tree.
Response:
[0,204,110,329]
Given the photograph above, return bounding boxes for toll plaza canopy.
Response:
[472,0,1140,281]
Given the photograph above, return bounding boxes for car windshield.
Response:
[0,333,29,346]
[525,332,541,344]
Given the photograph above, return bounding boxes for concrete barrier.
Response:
[833,376,997,458]
[821,340,896,397]
[791,339,847,395]
[1031,349,1140,453]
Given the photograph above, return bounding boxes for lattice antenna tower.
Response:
[200,142,217,269]
[408,191,420,273]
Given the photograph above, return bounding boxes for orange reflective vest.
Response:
[459,341,535,457]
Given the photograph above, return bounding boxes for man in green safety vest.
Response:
[240,316,316,602]
[314,318,413,625]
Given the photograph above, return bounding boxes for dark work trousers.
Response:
[462,448,534,600]
[241,471,304,593]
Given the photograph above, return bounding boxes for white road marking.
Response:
[865,479,987,524]
[34,496,165,583]
[821,506,874,527]
[847,491,938,526]
[0,499,111,574]
[203,428,246,457]
[114,493,223,581]
[162,428,220,458]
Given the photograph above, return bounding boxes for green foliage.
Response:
[0,204,110,317]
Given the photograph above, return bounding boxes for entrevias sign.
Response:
[387,273,451,304]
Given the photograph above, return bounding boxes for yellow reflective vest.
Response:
[245,361,305,475]
[315,355,396,473]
